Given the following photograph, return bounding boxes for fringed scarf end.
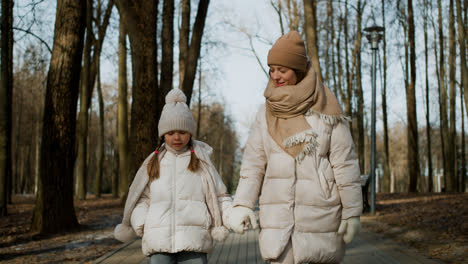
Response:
[306,109,351,125]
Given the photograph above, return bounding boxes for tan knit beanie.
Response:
[158,89,196,137]
[267,31,308,72]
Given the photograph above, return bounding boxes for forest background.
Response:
[0,0,467,238]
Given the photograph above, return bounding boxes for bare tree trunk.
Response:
[115,0,159,189]
[381,0,391,193]
[461,84,466,192]
[456,0,468,115]
[448,0,458,192]
[324,0,331,85]
[438,0,450,191]
[423,0,434,192]
[181,0,210,105]
[94,61,104,198]
[85,0,114,109]
[303,0,323,82]
[335,15,346,107]
[31,0,86,234]
[117,17,129,201]
[160,0,174,102]
[407,0,420,192]
[344,0,352,119]
[179,0,190,89]
[76,0,93,200]
[354,1,365,176]
[0,0,13,216]
[196,58,202,139]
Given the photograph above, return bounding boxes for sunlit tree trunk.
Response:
[94,62,104,198]
[117,17,129,201]
[76,0,93,200]
[115,0,159,190]
[407,0,420,192]
[31,0,86,234]
[303,0,322,83]
[0,0,13,216]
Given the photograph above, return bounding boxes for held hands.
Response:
[227,206,258,234]
[337,217,361,244]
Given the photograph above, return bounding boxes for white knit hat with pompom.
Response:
[158,89,196,137]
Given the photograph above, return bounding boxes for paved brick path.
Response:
[94,229,442,264]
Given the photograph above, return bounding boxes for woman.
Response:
[227,31,362,264]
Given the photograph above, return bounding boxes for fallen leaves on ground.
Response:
[362,192,468,264]
[0,194,123,263]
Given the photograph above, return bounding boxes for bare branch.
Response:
[12,27,52,53]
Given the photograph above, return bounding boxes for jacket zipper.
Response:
[172,153,177,252]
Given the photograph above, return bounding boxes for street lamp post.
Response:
[364,25,384,215]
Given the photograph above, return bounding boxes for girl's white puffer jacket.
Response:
[130,148,231,256]
[233,105,363,264]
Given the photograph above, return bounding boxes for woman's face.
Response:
[269,65,298,87]
[164,130,191,151]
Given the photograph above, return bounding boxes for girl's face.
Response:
[269,65,298,87]
[164,130,191,151]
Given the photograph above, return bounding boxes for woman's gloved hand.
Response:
[227,206,258,234]
[337,216,361,244]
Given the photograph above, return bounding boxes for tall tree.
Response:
[407,0,420,192]
[438,0,450,191]
[448,0,458,192]
[460,85,466,192]
[115,0,159,189]
[94,60,104,198]
[456,0,468,113]
[423,0,434,192]
[76,0,94,200]
[160,0,174,102]
[0,0,13,216]
[354,0,365,176]
[31,0,86,234]
[179,0,190,90]
[303,0,323,82]
[381,0,391,192]
[180,0,210,105]
[117,17,129,200]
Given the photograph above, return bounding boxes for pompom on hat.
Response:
[267,31,308,72]
[158,89,196,137]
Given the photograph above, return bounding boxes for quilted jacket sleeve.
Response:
[130,184,150,236]
[328,120,363,219]
[233,107,267,210]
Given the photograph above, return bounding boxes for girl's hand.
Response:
[228,206,258,234]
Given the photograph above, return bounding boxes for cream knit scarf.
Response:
[264,66,346,162]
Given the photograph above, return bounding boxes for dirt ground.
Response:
[0,192,466,263]
[362,192,468,264]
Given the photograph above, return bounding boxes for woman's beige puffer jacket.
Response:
[233,105,362,264]
[131,148,231,256]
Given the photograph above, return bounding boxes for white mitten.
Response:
[228,206,258,234]
[337,217,361,244]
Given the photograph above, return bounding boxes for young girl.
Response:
[114,89,231,264]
